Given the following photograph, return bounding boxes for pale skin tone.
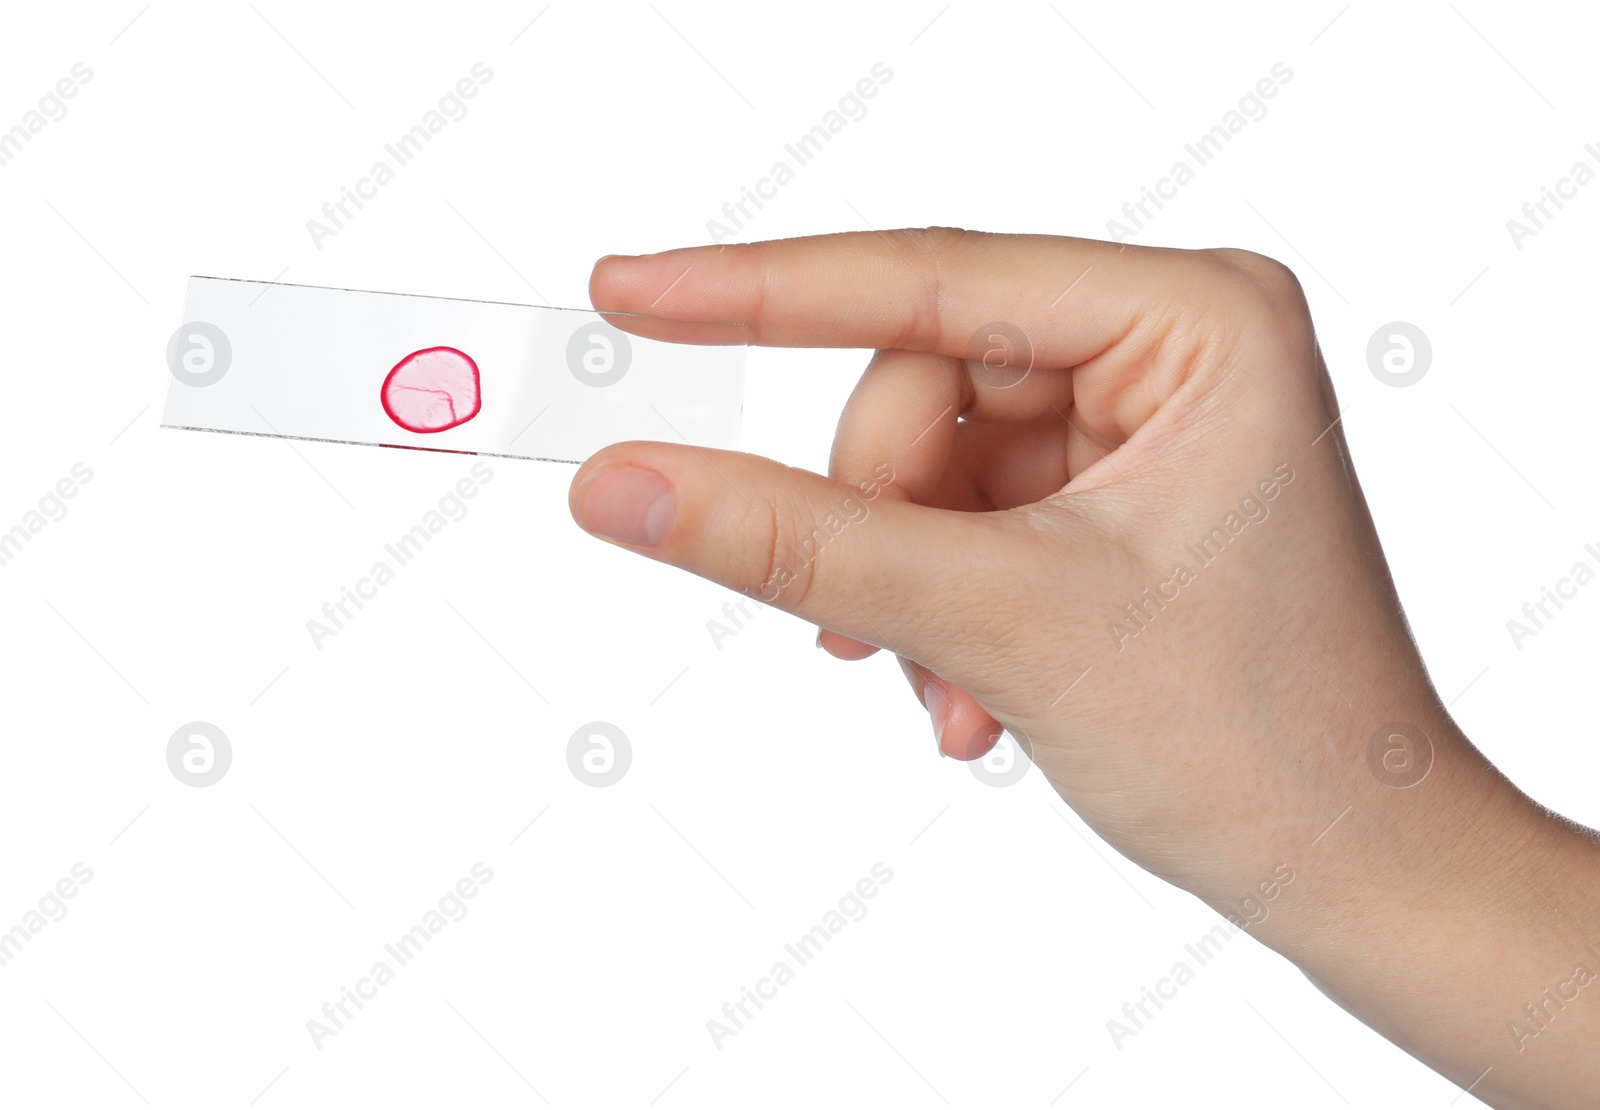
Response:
[567,229,1600,1108]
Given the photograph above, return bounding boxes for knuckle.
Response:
[887,226,974,352]
[1208,247,1307,313]
[912,224,973,251]
[748,482,823,611]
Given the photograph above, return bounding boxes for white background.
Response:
[1,2,1596,1107]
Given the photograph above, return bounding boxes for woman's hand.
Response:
[569,229,1600,1108]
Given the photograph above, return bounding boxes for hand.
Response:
[569,229,1600,1107]
[570,228,1396,881]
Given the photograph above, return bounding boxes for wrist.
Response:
[1230,711,1600,1106]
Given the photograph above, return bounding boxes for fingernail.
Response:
[574,465,675,546]
[815,628,824,649]
[926,682,950,757]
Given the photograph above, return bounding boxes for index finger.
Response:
[590,227,1198,367]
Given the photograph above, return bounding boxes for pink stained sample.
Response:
[380,346,482,433]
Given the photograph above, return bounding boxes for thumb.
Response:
[568,440,1025,670]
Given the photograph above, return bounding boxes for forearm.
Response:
[1229,713,1600,1108]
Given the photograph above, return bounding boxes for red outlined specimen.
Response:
[380,346,482,433]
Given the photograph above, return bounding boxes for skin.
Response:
[567,228,1600,1108]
